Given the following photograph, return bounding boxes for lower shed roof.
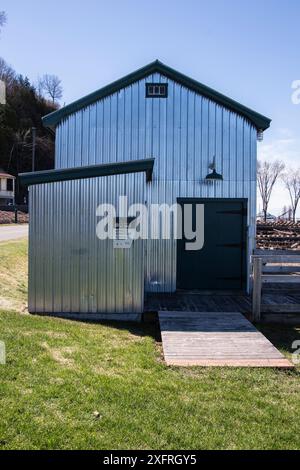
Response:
[19,158,155,186]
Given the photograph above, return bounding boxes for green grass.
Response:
[0,240,300,449]
[0,239,28,312]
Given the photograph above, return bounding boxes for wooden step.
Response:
[159,311,293,368]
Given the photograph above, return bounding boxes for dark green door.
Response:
[177,199,247,290]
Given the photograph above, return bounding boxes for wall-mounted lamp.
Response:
[205,156,223,181]
[205,168,223,181]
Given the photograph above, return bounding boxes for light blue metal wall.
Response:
[54,73,257,293]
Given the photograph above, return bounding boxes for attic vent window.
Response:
[146,83,168,98]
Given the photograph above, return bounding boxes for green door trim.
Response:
[176,198,248,292]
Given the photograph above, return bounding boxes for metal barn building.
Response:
[20,61,271,321]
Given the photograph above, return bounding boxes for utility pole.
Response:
[32,127,36,172]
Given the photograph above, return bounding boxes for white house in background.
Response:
[0,170,15,205]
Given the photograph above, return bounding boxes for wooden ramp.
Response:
[159,312,293,368]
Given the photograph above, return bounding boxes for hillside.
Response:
[0,57,57,202]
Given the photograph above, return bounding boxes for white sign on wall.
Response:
[113,239,133,249]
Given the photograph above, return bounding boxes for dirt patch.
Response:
[92,364,124,378]
[41,342,78,367]
[49,377,65,385]
[18,387,33,396]
[44,331,68,339]
[0,296,27,313]
[23,330,67,339]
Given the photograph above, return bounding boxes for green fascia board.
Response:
[19,158,155,186]
[42,60,271,131]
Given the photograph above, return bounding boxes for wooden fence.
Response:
[251,250,300,321]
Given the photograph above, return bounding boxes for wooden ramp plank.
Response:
[159,312,293,368]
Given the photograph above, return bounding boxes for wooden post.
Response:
[252,257,262,322]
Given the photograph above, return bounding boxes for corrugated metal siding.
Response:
[53,73,257,293]
[28,173,145,314]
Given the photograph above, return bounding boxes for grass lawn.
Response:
[0,239,300,450]
[0,239,28,313]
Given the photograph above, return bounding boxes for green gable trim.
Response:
[19,158,155,186]
[42,60,271,131]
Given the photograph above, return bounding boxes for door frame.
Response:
[176,197,248,292]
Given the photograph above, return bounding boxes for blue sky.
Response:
[1,0,300,214]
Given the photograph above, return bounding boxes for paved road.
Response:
[0,224,28,242]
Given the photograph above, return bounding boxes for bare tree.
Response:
[282,169,300,222]
[35,75,44,99]
[39,74,63,104]
[0,11,6,32]
[7,129,32,170]
[257,160,285,222]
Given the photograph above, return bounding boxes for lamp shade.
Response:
[205,169,223,181]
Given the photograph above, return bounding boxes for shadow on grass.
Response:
[34,313,162,342]
[259,324,300,354]
[258,324,300,375]
[31,312,300,354]
[103,320,162,342]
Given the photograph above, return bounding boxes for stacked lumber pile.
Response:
[257,221,300,250]
[0,210,29,224]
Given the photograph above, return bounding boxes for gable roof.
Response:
[42,60,271,131]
